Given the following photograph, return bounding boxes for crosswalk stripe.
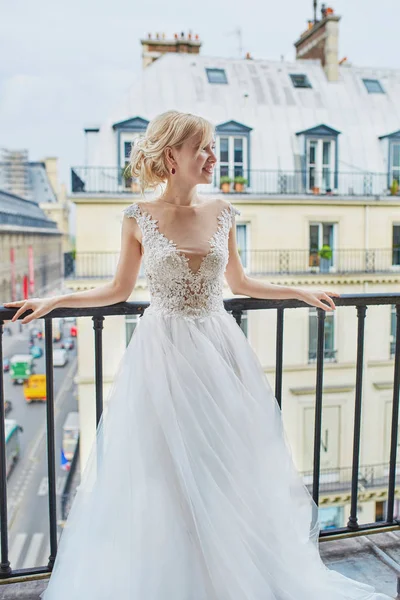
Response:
[39,543,51,568]
[38,476,65,496]
[9,533,27,568]
[22,533,44,569]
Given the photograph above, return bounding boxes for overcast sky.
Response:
[0,0,399,189]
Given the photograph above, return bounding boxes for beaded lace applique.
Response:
[123,202,241,321]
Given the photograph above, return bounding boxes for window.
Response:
[393,225,400,266]
[125,314,140,347]
[206,68,228,84]
[391,305,397,357]
[307,139,334,192]
[391,142,400,185]
[120,135,141,189]
[290,73,312,89]
[309,223,336,272]
[363,78,385,94]
[217,136,247,181]
[308,307,336,362]
[236,223,248,269]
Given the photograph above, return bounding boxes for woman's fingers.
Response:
[4,301,25,307]
[11,306,31,322]
[322,294,336,310]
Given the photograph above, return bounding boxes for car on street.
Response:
[30,345,43,358]
[53,348,68,367]
[61,337,75,350]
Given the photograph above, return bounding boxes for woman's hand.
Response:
[3,297,59,324]
[297,289,340,312]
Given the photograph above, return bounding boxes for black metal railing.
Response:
[1,292,400,581]
[68,249,400,279]
[70,167,398,197]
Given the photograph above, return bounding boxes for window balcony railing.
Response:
[67,249,400,280]
[1,293,400,582]
[71,167,399,197]
[301,462,400,495]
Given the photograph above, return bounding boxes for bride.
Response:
[4,110,393,599]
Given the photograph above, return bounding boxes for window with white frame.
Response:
[120,134,141,189]
[307,139,335,193]
[391,304,397,357]
[309,222,336,271]
[217,136,247,184]
[308,307,336,362]
[393,225,400,266]
[391,142,400,185]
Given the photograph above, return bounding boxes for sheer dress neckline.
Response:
[132,201,232,277]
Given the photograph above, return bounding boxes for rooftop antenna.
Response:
[313,0,318,23]
[225,26,243,58]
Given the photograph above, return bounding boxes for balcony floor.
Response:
[1,530,399,599]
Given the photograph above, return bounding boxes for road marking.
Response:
[22,532,44,569]
[37,476,65,496]
[8,533,27,568]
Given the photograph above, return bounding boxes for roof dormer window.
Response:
[363,78,385,94]
[289,73,312,89]
[206,68,228,84]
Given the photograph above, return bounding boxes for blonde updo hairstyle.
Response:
[127,110,215,196]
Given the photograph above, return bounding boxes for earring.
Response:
[171,168,176,174]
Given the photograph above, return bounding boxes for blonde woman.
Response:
[4,111,392,599]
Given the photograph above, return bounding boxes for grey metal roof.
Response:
[91,54,400,174]
[0,161,58,204]
[0,189,58,230]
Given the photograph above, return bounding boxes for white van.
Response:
[53,348,68,367]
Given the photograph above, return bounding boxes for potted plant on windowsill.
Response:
[121,166,140,192]
[220,176,232,193]
[234,176,248,193]
[390,179,399,196]
[318,245,333,260]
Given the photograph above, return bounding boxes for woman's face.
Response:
[170,133,217,185]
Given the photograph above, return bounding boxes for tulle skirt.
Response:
[41,308,394,599]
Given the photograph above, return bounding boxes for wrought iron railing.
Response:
[71,167,397,197]
[68,249,400,279]
[1,293,400,581]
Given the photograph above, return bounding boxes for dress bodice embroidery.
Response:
[122,201,241,321]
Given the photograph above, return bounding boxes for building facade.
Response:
[67,7,400,530]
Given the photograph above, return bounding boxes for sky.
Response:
[0,0,399,191]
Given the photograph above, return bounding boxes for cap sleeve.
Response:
[228,202,241,227]
[122,203,141,221]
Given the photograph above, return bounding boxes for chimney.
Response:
[140,31,202,69]
[294,4,341,82]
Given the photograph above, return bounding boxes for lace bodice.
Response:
[122,199,241,321]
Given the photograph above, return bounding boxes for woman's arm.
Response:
[53,215,142,308]
[225,220,340,311]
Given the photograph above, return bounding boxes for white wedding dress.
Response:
[41,199,393,599]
